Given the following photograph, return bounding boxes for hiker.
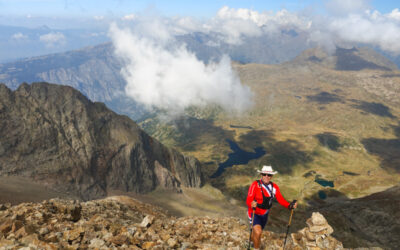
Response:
[246,165,297,250]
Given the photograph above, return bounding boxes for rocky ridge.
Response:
[0,196,374,250]
[0,82,202,200]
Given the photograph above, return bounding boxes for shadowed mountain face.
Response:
[290,46,398,71]
[335,47,393,71]
[0,43,120,95]
[315,185,400,249]
[0,82,202,200]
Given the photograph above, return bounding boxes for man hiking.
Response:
[246,165,297,250]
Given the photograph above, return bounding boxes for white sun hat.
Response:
[257,165,278,175]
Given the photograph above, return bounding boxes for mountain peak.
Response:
[0,82,202,200]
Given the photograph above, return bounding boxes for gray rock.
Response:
[310,212,328,226]
[89,238,105,248]
[0,196,377,250]
[0,82,203,200]
[140,215,155,228]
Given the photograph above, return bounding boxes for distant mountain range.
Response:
[0,24,109,63]
[0,82,202,200]
[178,29,312,64]
[2,29,399,123]
[0,43,147,121]
[0,30,314,121]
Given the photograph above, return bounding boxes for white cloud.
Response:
[39,32,66,47]
[12,32,28,40]
[116,6,312,46]
[109,23,253,116]
[203,5,400,54]
[309,9,400,54]
[94,16,104,21]
[387,8,400,21]
[205,6,311,44]
[122,14,136,21]
[216,6,269,26]
[325,0,371,15]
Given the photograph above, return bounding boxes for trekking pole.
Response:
[283,200,296,249]
[247,207,255,250]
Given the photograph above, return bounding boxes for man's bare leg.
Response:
[251,224,262,249]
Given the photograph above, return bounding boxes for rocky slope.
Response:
[316,184,400,249]
[0,82,202,200]
[0,196,362,249]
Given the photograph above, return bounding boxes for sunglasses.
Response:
[261,174,273,177]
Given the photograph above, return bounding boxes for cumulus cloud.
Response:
[114,6,312,47]
[387,8,400,21]
[333,14,400,53]
[122,14,136,21]
[204,6,311,44]
[12,32,28,40]
[39,32,66,47]
[109,22,253,116]
[309,9,400,54]
[202,4,400,54]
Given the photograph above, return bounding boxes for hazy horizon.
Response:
[2,0,400,115]
[1,0,400,63]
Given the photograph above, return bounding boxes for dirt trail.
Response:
[0,176,78,205]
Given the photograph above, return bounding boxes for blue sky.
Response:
[3,0,316,18]
[1,0,398,20]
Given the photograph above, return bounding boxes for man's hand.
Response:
[251,200,257,209]
[288,200,297,210]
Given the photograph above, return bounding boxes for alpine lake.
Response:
[210,139,266,178]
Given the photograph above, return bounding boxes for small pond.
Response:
[318,190,327,199]
[210,139,266,178]
[314,176,334,187]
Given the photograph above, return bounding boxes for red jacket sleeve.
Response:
[273,183,290,209]
[246,181,258,208]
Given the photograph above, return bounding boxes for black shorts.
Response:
[249,211,269,229]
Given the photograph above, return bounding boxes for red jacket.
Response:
[246,180,290,218]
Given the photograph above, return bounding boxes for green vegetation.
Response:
[139,54,400,205]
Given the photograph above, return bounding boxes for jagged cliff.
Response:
[0,196,358,249]
[0,82,202,200]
